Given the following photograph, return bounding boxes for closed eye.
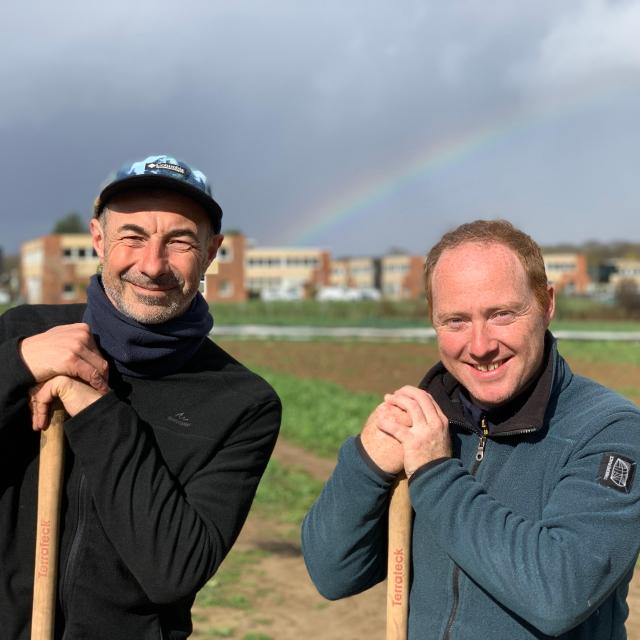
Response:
[120,234,146,246]
[168,239,197,251]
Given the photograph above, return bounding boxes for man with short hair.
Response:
[0,155,281,639]
[302,219,640,638]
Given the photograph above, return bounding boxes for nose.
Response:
[138,238,169,279]
[469,321,499,360]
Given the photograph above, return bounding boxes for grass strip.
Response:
[253,368,378,457]
[194,549,270,610]
[252,459,325,524]
[211,299,430,327]
[557,340,640,366]
[209,298,640,330]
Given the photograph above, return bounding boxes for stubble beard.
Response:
[102,269,197,324]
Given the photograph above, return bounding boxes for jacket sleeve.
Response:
[0,304,83,436]
[0,311,38,436]
[301,436,396,599]
[0,336,36,434]
[63,389,281,604]
[409,405,640,636]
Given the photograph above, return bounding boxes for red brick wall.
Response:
[203,234,247,303]
[402,256,426,300]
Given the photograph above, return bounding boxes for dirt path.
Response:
[271,438,337,481]
[200,515,387,640]
[192,437,385,639]
[193,438,640,639]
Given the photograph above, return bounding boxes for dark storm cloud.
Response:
[1,1,639,258]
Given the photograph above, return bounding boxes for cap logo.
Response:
[145,162,186,176]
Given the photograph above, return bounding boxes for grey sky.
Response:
[1,0,639,258]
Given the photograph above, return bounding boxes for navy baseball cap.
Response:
[94,154,223,233]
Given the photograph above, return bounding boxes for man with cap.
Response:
[0,155,281,639]
[302,219,640,639]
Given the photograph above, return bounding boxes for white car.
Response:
[316,287,381,301]
[261,286,304,301]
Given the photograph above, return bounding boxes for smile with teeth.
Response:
[473,359,506,372]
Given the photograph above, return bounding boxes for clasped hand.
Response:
[360,386,451,478]
[20,323,109,430]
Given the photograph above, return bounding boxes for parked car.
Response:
[261,285,304,301]
[316,286,381,301]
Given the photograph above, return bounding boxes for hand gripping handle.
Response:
[386,475,411,640]
[31,400,66,640]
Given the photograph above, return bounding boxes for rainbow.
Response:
[285,80,631,246]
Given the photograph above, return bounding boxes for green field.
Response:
[246,341,640,460]
[252,371,378,457]
[3,298,639,330]
[209,298,640,330]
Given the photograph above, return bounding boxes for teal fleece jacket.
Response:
[301,338,640,639]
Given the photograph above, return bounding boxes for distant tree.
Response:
[53,212,87,234]
[615,279,640,319]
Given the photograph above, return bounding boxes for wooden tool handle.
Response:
[386,475,411,640]
[31,401,66,640]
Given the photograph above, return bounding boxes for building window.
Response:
[385,263,408,273]
[218,280,234,298]
[218,245,233,263]
[24,249,44,266]
[545,262,575,272]
[61,246,97,261]
[62,283,75,300]
[26,277,42,304]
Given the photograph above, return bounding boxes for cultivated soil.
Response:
[220,339,640,402]
[190,340,640,639]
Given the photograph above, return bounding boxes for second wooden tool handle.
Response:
[31,402,66,640]
[386,475,411,640]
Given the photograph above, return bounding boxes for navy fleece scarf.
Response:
[83,275,213,378]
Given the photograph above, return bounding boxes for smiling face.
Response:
[90,189,223,324]
[430,241,555,408]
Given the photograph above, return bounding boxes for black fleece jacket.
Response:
[0,304,281,640]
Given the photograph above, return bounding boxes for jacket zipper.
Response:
[61,473,88,631]
[474,416,489,463]
[442,415,489,640]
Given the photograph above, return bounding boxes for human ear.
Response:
[89,217,106,261]
[545,285,556,325]
[203,233,224,272]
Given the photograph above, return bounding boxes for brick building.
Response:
[21,233,247,305]
[609,258,640,289]
[543,253,591,294]
[330,256,381,290]
[380,253,425,300]
[245,247,331,299]
[21,234,99,304]
[202,233,247,302]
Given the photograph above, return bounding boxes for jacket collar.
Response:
[419,331,568,436]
